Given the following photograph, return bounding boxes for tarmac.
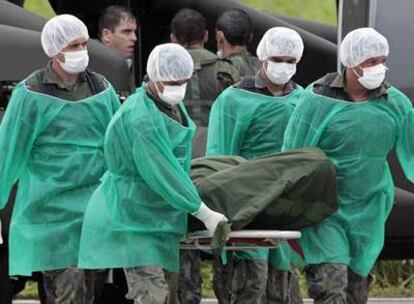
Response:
[12,299,414,304]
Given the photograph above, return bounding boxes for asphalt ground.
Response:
[13,299,414,304]
[202,300,414,304]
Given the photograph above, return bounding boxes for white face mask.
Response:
[59,50,89,74]
[355,63,387,90]
[265,61,297,85]
[159,83,187,106]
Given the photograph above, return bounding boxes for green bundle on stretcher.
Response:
[189,148,338,235]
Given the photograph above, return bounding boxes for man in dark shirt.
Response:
[170,9,240,304]
[170,8,240,128]
[98,5,138,96]
[215,9,261,77]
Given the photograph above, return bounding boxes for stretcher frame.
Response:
[181,230,301,250]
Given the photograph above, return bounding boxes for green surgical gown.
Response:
[0,81,120,275]
[283,85,414,276]
[206,85,303,264]
[79,87,202,273]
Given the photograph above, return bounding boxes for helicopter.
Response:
[0,0,414,302]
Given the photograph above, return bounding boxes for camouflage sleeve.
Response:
[216,59,240,92]
[91,72,109,89]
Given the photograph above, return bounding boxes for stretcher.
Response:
[181,230,301,250]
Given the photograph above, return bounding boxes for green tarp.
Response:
[188,148,338,248]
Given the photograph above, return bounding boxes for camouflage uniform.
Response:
[267,241,303,304]
[117,90,187,304]
[267,268,302,304]
[230,258,267,304]
[179,250,202,304]
[252,71,302,304]
[223,72,303,304]
[25,62,110,304]
[209,52,262,304]
[25,61,108,102]
[178,47,240,304]
[303,71,383,304]
[347,269,370,304]
[212,252,233,304]
[305,264,347,304]
[305,264,372,304]
[225,50,261,78]
[124,266,179,304]
[183,48,240,127]
[42,268,108,304]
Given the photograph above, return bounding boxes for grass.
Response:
[201,261,216,298]
[23,0,336,24]
[23,0,55,19]
[16,281,38,299]
[238,0,337,25]
[370,260,414,297]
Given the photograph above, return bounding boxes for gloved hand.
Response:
[192,202,228,234]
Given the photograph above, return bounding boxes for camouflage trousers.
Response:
[305,263,370,304]
[230,258,268,304]
[213,255,303,304]
[42,268,108,304]
[178,249,202,304]
[212,252,233,304]
[124,266,180,304]
[267,268,303,304]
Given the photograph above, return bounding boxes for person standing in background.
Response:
[98,5,138,96]
[170,9,240,303]
[215,9,261,77]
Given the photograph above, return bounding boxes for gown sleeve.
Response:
[110,87,121,114]
[282,87,342,152]
[395,94,414,182]
[206,88,248,156]
[132,119,201,214]
[0,86,39,208]
[282,93,323,151]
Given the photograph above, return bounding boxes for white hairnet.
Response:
[256,27,304,62]
[147,43,194,82]
[340,27,389,68]
[41,14,89,57]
